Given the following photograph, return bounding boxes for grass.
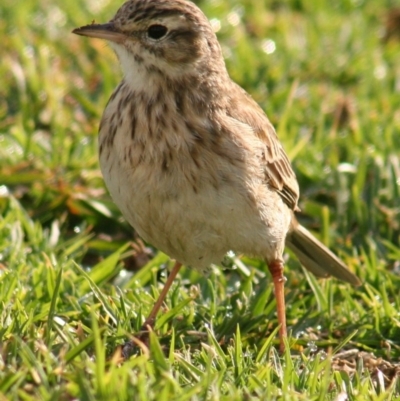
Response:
[0,0,400,399]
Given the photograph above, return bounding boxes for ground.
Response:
[0,0,399,399]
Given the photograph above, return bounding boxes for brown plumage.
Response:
[73,0,360,354]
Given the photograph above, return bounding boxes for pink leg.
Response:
[268,259,287,353]
[141,261,183,330]
[123,261,182,359]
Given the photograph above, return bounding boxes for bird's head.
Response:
[73,0,226,83]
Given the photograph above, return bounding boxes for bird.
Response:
[72,0,361,353]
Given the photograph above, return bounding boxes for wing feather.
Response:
[225,83,299,210]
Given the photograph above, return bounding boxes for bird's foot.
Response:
[122,322,154,360]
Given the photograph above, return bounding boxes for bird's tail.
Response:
[285,220,361,286]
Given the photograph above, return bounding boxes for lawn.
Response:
[0,0,399,399]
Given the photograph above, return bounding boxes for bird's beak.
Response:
[72,22,126,43]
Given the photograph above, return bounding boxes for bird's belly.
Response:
[100,154,291,271]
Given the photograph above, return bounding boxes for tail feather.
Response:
[286,221,361,286]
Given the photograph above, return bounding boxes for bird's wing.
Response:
[225,83,300,211]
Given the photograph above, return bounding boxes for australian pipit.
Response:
[73,0,360,353]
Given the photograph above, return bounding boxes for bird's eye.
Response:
[147,24,168,40]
